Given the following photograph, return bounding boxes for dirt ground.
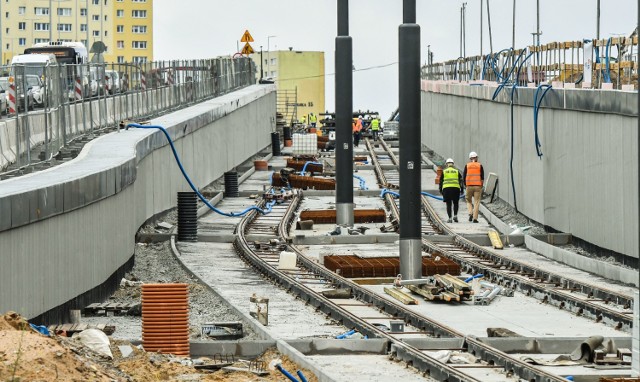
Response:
[0,312,317,382]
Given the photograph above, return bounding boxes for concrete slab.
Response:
[305,354,439,382]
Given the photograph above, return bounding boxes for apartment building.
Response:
[0,0,152,65]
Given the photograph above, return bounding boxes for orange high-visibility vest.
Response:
[465,162,483,186]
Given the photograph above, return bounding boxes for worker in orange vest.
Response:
[463,151,484,223]
[352,117,363,147]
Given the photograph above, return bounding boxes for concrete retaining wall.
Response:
[421,81,638,266]
[0,84,276,320]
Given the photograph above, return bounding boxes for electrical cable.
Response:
[533,84,553,158]
[126,123,275,216]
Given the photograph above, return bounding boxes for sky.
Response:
[153,0,638,120]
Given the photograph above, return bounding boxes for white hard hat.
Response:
[446,158,454,164]
[469,151,478,159]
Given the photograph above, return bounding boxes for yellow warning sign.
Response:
[241,42,255,55]
[240,30,254,43]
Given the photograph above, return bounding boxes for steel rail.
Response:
[371,139,633,330]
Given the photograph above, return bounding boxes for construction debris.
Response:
[405,274,473,302]
[384,286,419,305]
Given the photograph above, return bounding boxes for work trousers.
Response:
[465,185,482,219]
[442,187,461,218]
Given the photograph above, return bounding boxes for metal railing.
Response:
[0,56,256,177]
[421,35,639,89]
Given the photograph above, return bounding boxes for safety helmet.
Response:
[446,158,454,164]
[469,151,478,159]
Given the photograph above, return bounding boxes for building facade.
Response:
[251,49,325,123]
[0,0,152,65]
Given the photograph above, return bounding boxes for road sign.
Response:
[241,42,255,55]
[240,30,254,43]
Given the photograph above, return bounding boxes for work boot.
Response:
[473,219,479,223]
[447,218,452,223]
[453,216,458,222]
[468,214,473,222]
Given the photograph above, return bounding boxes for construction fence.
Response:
[0,56,255,176]
[422,36,639,89]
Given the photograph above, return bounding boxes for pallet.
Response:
[47,323,116,336]
[84,302,139,316]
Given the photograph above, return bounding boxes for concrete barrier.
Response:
[0,85,276,322]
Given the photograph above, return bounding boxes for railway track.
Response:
[233,189,568,382]
[367,137,634,331]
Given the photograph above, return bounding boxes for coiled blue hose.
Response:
[300,161,322,176]
[126,123,275,216]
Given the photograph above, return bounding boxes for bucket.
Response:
[254,160,268,171]
[284,139,293,147]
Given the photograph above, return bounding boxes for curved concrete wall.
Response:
[0,85,276,320]
[421,81,638,267]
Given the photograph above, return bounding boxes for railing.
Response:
[0,56,256,177]
[421,36,639,89]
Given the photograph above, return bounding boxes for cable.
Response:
[353,174,368,190]
[533,84,553,158]
[126,123,275,216]
[275,62,397,82]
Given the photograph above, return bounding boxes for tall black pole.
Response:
[399,0,422,280]
[336,0,354,226]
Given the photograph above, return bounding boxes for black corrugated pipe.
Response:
[224,171,239,197]
[399,0,422,280]
[177,192,198,242]
[271,132,281,156]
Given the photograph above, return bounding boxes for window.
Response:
[270,58,276,65]
[92,15,99,21]
[18,38,26,46]
[80,8,87,16]
[18,7,25,15]
[132,41,147,49]
[104,0,108,4]
[116,0,123,2]
[80,24,87,32]
[92,0,99,4]
[132,56,147,63]
[57,8,71,16]
[5,12,8,18]
[18,22,25,30]
[117,41,124,48]
[132,10,147,18]
[116,25,124,33]
[34,38,50,44]
[132,25,147,34]
[116,9,124,17]
[81,39,87,46]
[104,30,108,36]
[117,56,124,63]
[133,0,147,2]
[104,15,108,21]
[57,23,72,32]
[270,71,277,77]
[34,23,50,31]
[92,30,99,36]
[35,7,49,16]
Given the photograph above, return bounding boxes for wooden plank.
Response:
[383,287,418,305]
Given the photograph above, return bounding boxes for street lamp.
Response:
[267,35,276,78]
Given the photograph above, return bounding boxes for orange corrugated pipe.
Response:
[141,283,190,356]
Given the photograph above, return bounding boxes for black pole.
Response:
[336,0,354,226]
[259,48,263,82]
[399,0,422,280]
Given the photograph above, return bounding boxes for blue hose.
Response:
[533,85,553,158]
[464,273,484,283]
[275,364,300,382]
[353,174,368,190]
[300,161,322,176]
[603,38,612,83]
[126,123,275,217]
[336,329,356,339]
[381,188,465,201]
[296,370,309,382]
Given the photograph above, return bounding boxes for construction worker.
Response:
[370,117,380,140]
[299,115,307,126]
[439,158,463,223]
[309,113,317,128]
[352,117,363,147]
[463,151,484,223]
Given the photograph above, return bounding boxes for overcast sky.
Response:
[154,0,637,120]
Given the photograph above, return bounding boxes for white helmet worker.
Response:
[469,151,478,159]
[445,158,454,165]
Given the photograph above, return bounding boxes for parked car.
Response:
[26,75,44,107]
[104,70,120,94]
[1,76,35,111]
